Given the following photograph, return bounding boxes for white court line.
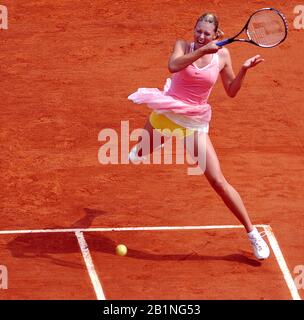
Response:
[0,224,300,300]
[263,225,301,300]
[75,231,106,300]
[0,224,264,235]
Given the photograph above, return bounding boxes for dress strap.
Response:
[190,42,220,70]
[214,52,220,70]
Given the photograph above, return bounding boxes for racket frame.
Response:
[217,7,288,48]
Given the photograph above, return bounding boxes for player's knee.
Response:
[208,176,229,194]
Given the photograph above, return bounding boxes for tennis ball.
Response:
[116,244,127,256]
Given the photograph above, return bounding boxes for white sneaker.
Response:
[128,144,164,163]
[248,227,270,260]
[128,145,147,163]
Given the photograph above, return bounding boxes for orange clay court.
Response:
[0,0,304,300]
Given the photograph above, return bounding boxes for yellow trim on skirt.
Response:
[149,111,194,138]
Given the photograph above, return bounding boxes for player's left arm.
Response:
[220,48,264,98]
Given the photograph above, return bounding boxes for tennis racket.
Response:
[217,8,288,48]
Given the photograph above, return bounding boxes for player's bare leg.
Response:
[186,132,269,259]
[204,134,254,232]
[129,119,167,162]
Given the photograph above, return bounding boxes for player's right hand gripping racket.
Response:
[217,8,288,48]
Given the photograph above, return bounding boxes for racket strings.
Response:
[247,10,287,47]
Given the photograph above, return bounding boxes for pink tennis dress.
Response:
[128,42,220,130]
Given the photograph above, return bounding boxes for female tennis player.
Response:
[128,13,270,260]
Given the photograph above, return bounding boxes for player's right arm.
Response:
[168,39,221,73]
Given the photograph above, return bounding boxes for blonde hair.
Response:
[195,13,224,39]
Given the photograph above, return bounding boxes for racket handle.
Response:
[216,38,232,46]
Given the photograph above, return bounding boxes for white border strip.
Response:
[75,231,106,300]
[0,224,257,235]
[263,225,301,300]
